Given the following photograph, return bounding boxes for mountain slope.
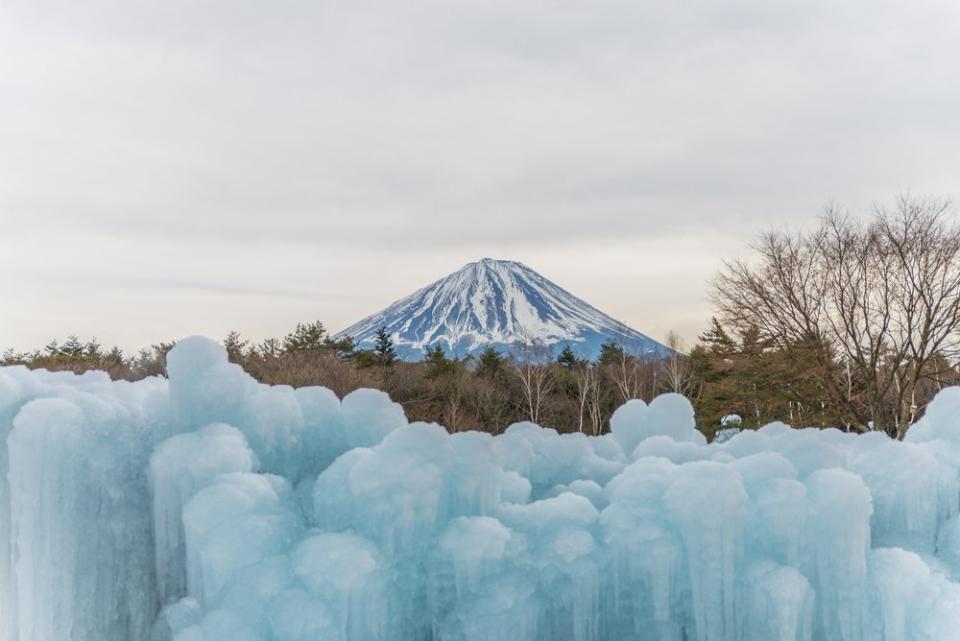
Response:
[335,258,667,360]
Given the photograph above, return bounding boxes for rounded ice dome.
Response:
[610,393,697,454]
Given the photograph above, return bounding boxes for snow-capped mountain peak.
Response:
[335,258,666,360]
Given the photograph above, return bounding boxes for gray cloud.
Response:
[1,0,958,351]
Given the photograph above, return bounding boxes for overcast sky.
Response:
[1,0,958,353]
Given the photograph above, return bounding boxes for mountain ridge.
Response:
[334,258,667,360]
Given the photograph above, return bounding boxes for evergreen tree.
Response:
[84,338,103,360]
[223,331,249,363]
[283,321,327,352]
[352,350,378,368]
[475,346,505,379]
[105,346,125,367]
[557,344,578,368]
[554,344,583,401]
[698,317,737,357]
[44,339,60,358]
[61,335,84,359]
[324,335,356,359]
[258,337,283,359]
[132,342,174,378]
[424,345,452,378]
[374,326,397,365]
[597,340,625,366]
[738,324,765,357]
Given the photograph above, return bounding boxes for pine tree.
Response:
[324,335,356,359]
[61,335,84,359]
[557,344,578,368]
[424,345,446,373]
[258,337,283,359]
[44,339,60,358]
[105,346,125,367]
[374,326,397,365]
[597,340,624,366]
[698,317,736,357]
[84,338,103,360]
[475,346,505,379]
[352,350,378,368]
[223,331,249,363]
[283,321,327,352]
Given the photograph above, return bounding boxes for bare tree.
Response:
[613,350,642,402]
[662,331,697,397]
[438,367,468,431]
[600,337,644,403]
[246,348,371,397]
[571,360,599,433]
[714,196,960,436]
[466,376,512,434]
[586,367,605,435]
[511,338,556,424]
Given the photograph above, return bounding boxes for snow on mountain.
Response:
[334,258,668,360]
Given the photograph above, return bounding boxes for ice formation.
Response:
[2,336,960,641]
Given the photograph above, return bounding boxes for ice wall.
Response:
[2,336,960,641]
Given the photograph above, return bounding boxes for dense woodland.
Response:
[4,197,960,439]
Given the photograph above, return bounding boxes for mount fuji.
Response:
[335,258,668,361]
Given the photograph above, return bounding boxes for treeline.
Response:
[0,323,701,435]
[7,316,956,439]
[1,336,172,381]
[4,196,959,438]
